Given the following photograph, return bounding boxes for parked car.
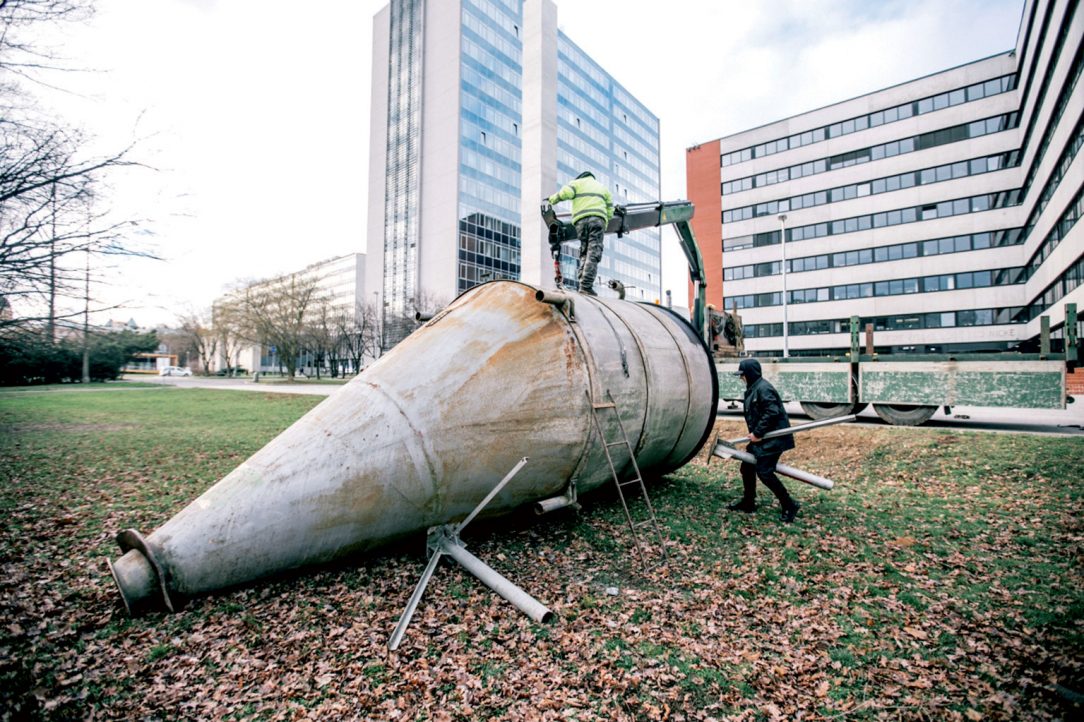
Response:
[158,366,192,377]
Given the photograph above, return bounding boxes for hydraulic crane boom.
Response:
[541,200,709,344]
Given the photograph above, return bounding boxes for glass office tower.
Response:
[554,33,662,301]
[367,0,662,346]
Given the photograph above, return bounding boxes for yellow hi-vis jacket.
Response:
[548,176,614,226]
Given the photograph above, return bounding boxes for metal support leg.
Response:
[388,457,553,651]
[388,541,445,652]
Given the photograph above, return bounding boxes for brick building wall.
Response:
[1067,368,1084,396]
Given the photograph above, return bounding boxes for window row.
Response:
[458,180,521,220]
[725,265,1026,310]
[1025,186,1083,281]
[461,7,521,67]
[1020,37,1084,196]
[742,307,1029,339]
[1022,112,1084,245]
[459,215,519,243]
[722,150,1018,223]
[457,263,517,294]
[721,113,1018,195]
[784,189,1023,243]
[557,40,609,94]
[723,190,1024,248]
[720,74,1015,167]
[724,230,1022,281]
[742,251,1084,340]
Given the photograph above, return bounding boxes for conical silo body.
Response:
[108,281,718,613]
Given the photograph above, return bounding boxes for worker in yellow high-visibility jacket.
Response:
[546,171,613,296]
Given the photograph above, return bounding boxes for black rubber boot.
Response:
[727,499,756,513]
[759,472,800,522]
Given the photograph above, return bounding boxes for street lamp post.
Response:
[778,214,789,358]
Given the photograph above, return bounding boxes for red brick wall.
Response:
[686,140,723,311]
[1067,368,1084,396]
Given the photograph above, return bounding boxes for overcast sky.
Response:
[27,0,1024,327]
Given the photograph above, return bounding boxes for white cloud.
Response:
[555,0,1021,304]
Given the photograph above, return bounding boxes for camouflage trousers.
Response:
[574,216,605,294]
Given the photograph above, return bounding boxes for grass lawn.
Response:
[0,387,1081,720]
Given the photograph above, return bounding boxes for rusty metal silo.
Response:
[108,281,718,614]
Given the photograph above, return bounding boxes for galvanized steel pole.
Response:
[455,457,529,535]
[388,546,445,652]
[725,414,856,446]
[439,538,554,624]
[711,444,835,490]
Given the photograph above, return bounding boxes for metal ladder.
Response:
[587,390,668,568]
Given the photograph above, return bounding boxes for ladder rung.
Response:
[591,391,666,569]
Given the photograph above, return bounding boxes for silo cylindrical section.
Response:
[107,281,718,614]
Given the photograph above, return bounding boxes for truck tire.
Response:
[800,401,863,420]
[872,403,937,426]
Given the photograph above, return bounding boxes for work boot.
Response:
[780,501,801,523]
[727,499,756,513]
[580,286,597,297]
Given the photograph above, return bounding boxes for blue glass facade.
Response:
[376,0,663,319]
[382,0,423,344]
[456,0,523,293]
[554,33,661,301]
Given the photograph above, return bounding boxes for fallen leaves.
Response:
[1,400,1083,720]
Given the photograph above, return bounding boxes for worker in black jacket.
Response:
[728,358,801,523]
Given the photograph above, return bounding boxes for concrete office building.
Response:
[213,253,367,375]
[687,0,1082,356]
[367,0,661,344]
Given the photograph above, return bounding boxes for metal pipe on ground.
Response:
[439,538,554,624]
[725,414,856,446]
[711,444,835,490]
[535,493,577,515]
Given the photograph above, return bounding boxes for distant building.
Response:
[687,0,1082,356]
[212,253,368,375]
[366,0,662,345]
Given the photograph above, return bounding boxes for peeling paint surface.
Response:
[716,362,851,403]
[860,361,1065,408]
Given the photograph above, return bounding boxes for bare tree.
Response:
[176,311,217,375]
[304,296,337,380]
[1,0,154,333]
[361,299,384,364]
[339,297,382,374]
[211,301,248,377]
[240,273,317,381]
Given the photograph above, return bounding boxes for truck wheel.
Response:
[872,403,937,426]
[800,402,858,420]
